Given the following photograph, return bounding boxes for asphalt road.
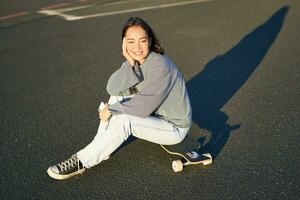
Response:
[1,0,299,199]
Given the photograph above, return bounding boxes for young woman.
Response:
[47,17,192,180]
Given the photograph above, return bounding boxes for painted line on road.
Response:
[0,11,29,20]
[38,0,212,21]
[38,5,93,20]
[0,1,88,22]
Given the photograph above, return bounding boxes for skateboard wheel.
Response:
[202,160,212,165]
[172,160,183,172]
[202,153,213,165]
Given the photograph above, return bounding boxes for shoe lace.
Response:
[58,155,78,172]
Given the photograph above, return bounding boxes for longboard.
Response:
[161,135,212,172]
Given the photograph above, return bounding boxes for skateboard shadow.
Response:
[186,6,289,159]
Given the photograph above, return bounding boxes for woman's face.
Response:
[124,25,150,64]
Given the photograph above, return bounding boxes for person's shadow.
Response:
[187,6,289,159]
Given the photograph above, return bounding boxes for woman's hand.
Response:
[99,104,111,122]
[122,37,135,67]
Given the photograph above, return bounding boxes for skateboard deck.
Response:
[161,135,212,172]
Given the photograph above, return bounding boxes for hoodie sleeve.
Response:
[108,59,173,118]
[106,61,142,96]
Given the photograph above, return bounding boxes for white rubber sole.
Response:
[47,167,86,180]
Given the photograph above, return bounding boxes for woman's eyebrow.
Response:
[126,37,148,40]
[139,37,148,40]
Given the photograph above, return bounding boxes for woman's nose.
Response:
[135,42,141,49]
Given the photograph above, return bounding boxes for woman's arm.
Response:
[106,61,141,96]
[106,38,142,96]
[109,58,173,118]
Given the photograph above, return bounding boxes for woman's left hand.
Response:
[99,104,111,122]
[122,37,135,67]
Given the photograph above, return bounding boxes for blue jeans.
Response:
[77,96,189,168]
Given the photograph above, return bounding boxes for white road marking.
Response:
[38,5,93,21]
[38,0,212,21]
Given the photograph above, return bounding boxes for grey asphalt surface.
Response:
[1,0,299,199]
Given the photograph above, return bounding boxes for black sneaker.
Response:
[47,154,86,180]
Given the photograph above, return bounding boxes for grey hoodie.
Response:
[107,52,192,128]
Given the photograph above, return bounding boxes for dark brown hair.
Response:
[122,17,164,55]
